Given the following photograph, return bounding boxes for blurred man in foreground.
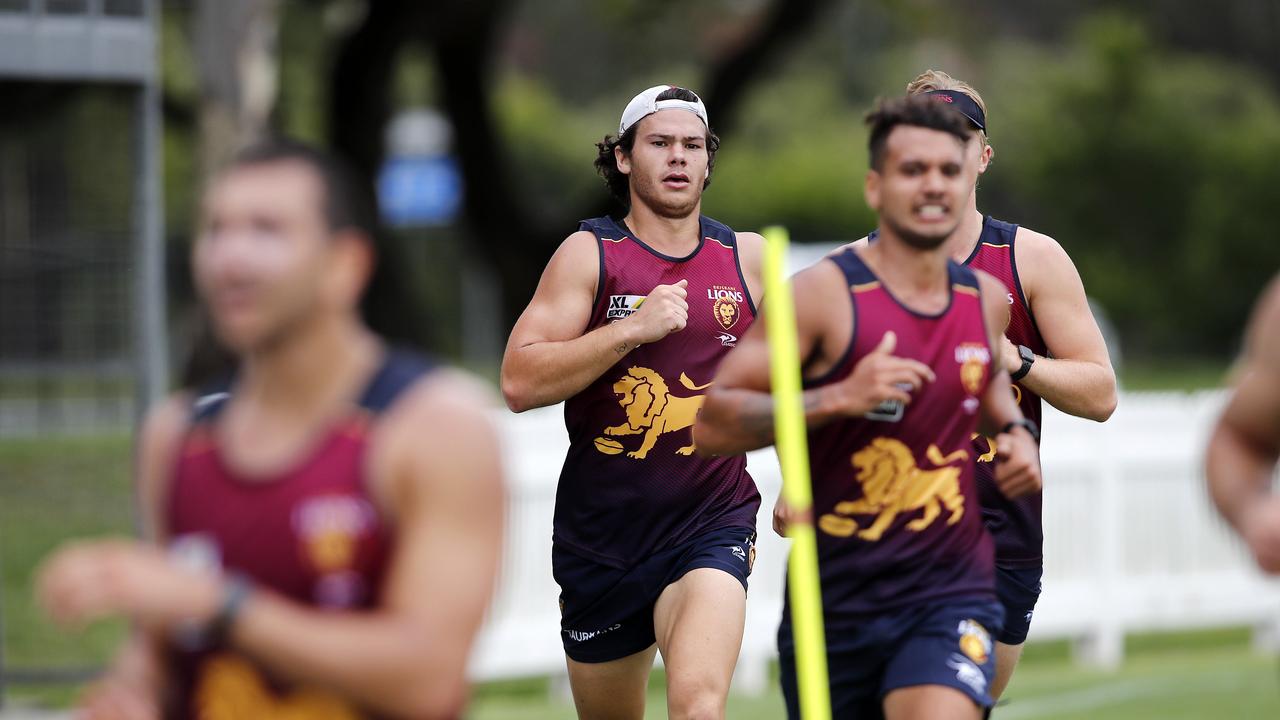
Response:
[38,140,504,719]
[1207,275,1280,573]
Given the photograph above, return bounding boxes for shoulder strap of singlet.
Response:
[357,349,437,414]
[983,216,1019,244]
[948,258,981,292]
[700,215,737,247]
[827,247,878,288]
[866,228,879,244]
[578,215,625,240]
[190,378,233,424]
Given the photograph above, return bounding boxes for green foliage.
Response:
[492,70,877,241]
[703,78,877,240]
[493,74,616,224]
[986,11,1280,357]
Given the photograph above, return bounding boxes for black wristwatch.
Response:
[1000,418,1041,444]
[1010,344,1035,381]
[173,573,253,651]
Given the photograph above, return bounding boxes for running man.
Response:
[797,70,1118,700]
[501,85,762,719]
[38,140,505,719]
[695,95,1042,720]
[1207,275,1280,573]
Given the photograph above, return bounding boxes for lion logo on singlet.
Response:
[195,654,362,719]
[973,383,1023,463]
[818,438,968,541]
[595,367,711,460]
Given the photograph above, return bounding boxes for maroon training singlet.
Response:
[799,249,997,619]
[554,215,762,568]
[165,351,432,720]
[966,217,1048,568]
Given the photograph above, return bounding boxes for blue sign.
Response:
[378,155,463,227]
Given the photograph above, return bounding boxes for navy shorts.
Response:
[994,565,1042,645]
[779,597,1003,719]
[552,526,755,663]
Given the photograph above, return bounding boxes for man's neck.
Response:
[862,225,953,312]
[945,193,984,264]
[623,200,702,256]
[238,315,379,416]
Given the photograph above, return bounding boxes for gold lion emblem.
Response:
[818,438,968,541]
[601,367,712,459]
[713,297,739,330]
[195,654,362,720]
[973,383,1023,463]
[958,618,992,663]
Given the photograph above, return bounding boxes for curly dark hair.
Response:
[865,95,971,171]
[593,87,721,206]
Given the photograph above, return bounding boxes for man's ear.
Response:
[978,143,994,175]
[615,145,631,176]
[864,169,882,212]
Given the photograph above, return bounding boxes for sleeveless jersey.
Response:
[165,350,434,720]
[965,217,1048,567]
[796,249,996,619]
[555,215,761,568]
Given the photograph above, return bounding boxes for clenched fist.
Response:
[627,279,689,345]
[993,425,1042,499]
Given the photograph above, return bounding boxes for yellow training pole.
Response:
[762,225,831,720]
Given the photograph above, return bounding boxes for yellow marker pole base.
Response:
[762,225,831,720]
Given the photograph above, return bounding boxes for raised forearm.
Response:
[502,321,639,412]
[1019,356,1116,421]
[695,385,847,456]
[231,593,464,719]
[1207,420,1279,531]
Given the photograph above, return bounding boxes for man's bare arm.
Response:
[1207,278,1280,571]
[92,396,192,717]
[1012,229,1117,422]
[501,231,690,412]
[975,271,1041,500]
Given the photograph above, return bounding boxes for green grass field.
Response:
[465,629,1280,719]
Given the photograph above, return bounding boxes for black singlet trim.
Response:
[960,215,993,266]
[730,233,759,316]
[590,232,606,320]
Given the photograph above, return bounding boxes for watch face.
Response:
[1019,345,1035,364]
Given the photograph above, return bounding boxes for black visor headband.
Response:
[922,89,986,133]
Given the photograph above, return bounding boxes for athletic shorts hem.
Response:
[676,556,751,592]
[877,681,991,710]
[563,636,656,664]
[994,564,1042,645]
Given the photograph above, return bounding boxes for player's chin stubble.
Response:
[631,174,700,220]
[882,213,954,251]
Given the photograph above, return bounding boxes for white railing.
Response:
[468,390,1280,690]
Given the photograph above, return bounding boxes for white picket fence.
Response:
[467,390,1280,691]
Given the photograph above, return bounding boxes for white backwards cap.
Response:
[618,85,710,136]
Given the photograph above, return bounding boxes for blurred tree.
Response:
[193,0,282,177]
[320,0,834,328]
[986,11,1280,357]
